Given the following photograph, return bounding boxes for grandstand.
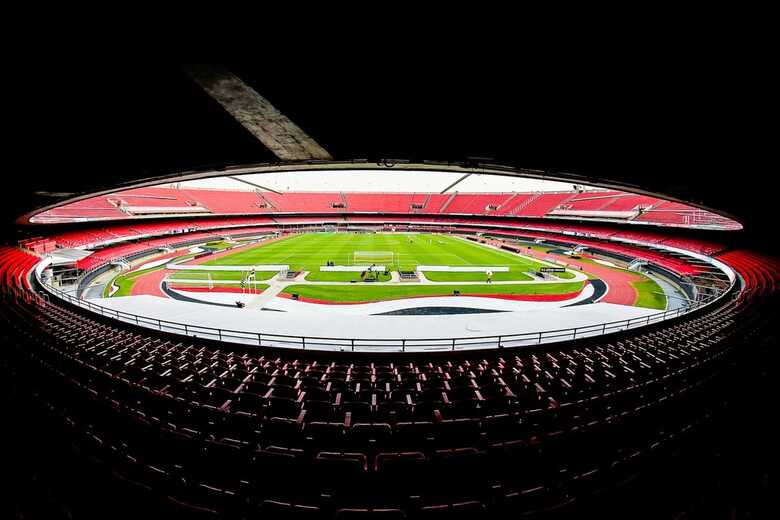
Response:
[30,183,740,230]
[440,193,513,214]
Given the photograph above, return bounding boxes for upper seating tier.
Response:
[441,193,514,214]
[32,187,736,229]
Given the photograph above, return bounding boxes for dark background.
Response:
[4,59,774,248]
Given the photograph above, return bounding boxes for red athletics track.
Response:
[518,248,641,306]
[116,249,185,298]
[130,269,172,297]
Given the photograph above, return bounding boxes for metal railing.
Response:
[37,266,734,353]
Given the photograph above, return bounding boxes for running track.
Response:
[124,249,189,298]
[521,248,641,305]
[130,269,171,298]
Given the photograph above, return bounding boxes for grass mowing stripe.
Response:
[418,235,540,282]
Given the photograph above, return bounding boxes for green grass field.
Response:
[282,281,585,302]
[199,232,560,283]
[97,232,676,310]
[108,276,135,297]
[101,232,671,309]
[105,233,595,303]
[632,279,668,310]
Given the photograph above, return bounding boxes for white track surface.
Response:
[169,283,596,313]
[87,289,657,351]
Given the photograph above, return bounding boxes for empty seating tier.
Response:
[32,187,738,230]
[1,241,778,518]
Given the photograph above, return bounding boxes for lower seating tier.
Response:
[1,244,777,517]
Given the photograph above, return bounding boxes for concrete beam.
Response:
[187,66,332,161]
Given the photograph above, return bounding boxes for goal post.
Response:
[352,251,396,269]
[170,271,213,290]
[241,270,262,294]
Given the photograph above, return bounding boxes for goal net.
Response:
[353,251,396,267]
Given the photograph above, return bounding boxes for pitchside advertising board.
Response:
[540,267,566,273]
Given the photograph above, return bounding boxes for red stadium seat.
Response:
[32,186,738,229]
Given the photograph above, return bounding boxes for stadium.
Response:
[2,63,777,519]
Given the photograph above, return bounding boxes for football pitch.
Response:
[189,232,570,283]
[108,232,669,309]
